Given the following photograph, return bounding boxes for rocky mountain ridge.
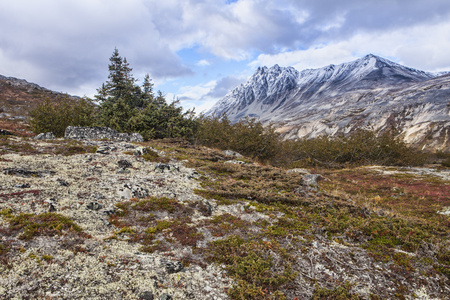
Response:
[0,75,78,135]
[208,54,450,151]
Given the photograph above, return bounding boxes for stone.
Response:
[118,187,133,200]
[116,168,131,174]
[222,150,243,158]
[64,126,144,142]
[300,174,325,188]
[49,203,56,212]
[160,294,172,300]
[33,132,56,140]
[165,260,184,274]
[224,160,246,165]
[0,129,13,136]
[14,183,30,188]
[139,291,154,300]
[57,178,70,186]
[86,202,103,211]
[154,163,179,173]
[96,146,110,155]
[118,159,133,169]
[134,147,149,156]
[4,168,55,178]
[286,168,310,174]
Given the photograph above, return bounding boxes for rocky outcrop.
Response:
[64,126,144,143]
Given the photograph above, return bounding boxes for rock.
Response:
[437,207,450,215]
[102,208,116,216]
[134,147,149,156]
[118,159,133,169]
[139,291,154,300]
[222,150,243,158]
[118,187,133,200]
[64,126,144,142]
[295,174,326,196]
[224,160,246,165]
[160,294,172,300]
[116,168,130,174]
[0,129,13,135]
[86,202,103,211]
[118,184,150,199]
[154,163,179,173]
[300,174,325,188]
[33,132,56,140]
[286,168,310,174]
[165,260,184,274]
[49,203,56,212]
[96,146,111,155]
[57,178,70,186]
[14,183,30,188]
[187,171,200,179]
[3,168,55,178]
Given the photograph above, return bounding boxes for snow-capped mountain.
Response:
[208,54,450,151]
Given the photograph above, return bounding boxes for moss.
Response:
[313,282,360,299]
[142,148,160,162]
[3,211,84,240]
[206,236,297,300]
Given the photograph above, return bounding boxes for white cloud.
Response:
[251,20,450,73]
[197,59,211,66]
[1,0,450,98]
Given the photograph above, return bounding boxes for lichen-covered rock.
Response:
[64,126,143,142]
[33,132,56,140]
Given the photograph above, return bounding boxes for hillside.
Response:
[208,55,450,152]
[0,135,449,299]
[0,75,77,135]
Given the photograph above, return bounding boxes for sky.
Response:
[1,0,450,113]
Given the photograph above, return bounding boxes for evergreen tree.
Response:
[95,48,198,140]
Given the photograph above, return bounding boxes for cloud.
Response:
[251,20,450,72]
[197,60,211,67]
[206,76,245,98]
[173,75,245,113]
[0,0,450,99]
[0,0,193,95]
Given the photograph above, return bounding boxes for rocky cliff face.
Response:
[208,55,450,151]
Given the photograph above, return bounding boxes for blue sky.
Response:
[1,0,450,113]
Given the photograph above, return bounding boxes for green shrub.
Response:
[194,115,424,167]
[273,129,425,168]
[194,115,280,163]
[29,96,96,137]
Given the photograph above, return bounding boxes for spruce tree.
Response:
[95,48,198,139]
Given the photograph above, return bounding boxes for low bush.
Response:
[194,115,425,167]
[29,96,96,137]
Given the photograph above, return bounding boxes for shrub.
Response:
[194,115,280,162]
[273,129,426,168]
[29,96,96,137]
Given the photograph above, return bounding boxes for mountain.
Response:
[208,54,450,151]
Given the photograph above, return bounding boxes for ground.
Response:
[0,136,449,299]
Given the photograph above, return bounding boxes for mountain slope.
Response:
[0,75,78,135]
[208,55,449,151]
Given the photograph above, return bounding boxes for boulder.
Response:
[222,150,243,157]
[0,129,13,136]
[33,132,56,140]
[64,126,144,142]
